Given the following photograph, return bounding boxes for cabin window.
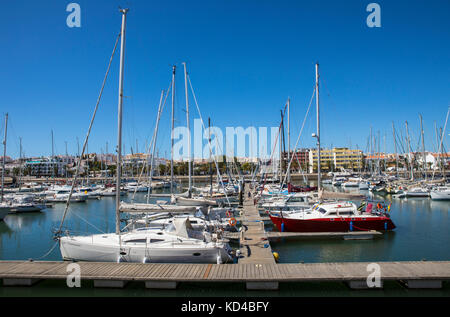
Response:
[190,220,198,224]
[318,208,327,214]
[193,253,201,256]
[124,239,147,243]
[150,239,164,243]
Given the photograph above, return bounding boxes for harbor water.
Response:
[0,183,449,264]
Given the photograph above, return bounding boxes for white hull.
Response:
[430,190,450,200]
[173,196,217,207]
[405,191,430,197]
[60,235,232,264]
[9,204,45,213]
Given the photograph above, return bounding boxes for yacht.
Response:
[269,201,396,232]
[260,193,311,212]
[405,187,430,197]
[430,186,450,200]
[46,187,88,202]
[60,218,234,263]
[5,194,46,213]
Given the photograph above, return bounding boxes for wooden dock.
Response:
[238,187,276,264]
[225,230,382,241]
[0,260,449,290]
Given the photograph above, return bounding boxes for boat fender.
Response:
[216,252,223,264]
[349,221,353,231]
[384,221,388,230]
[272,252,279,262]
[281,222,285,232]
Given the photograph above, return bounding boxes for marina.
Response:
[0,1,449,303]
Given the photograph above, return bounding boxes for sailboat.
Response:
[58,9,233,264]
[268,64,396,232]
[0,113,12,220]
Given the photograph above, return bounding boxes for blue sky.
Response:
[1,0,449,159]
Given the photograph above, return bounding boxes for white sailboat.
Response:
[0,113,12,220]
[58,9,233,264]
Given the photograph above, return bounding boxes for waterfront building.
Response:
[308,148,363,173]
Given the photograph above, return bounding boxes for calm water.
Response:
[1,183,449,263]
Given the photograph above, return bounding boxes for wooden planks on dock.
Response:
[237,186,276,265]
[1,261,449,284]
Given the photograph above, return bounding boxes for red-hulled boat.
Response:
[269,201,396,232]
[288,183,317,193]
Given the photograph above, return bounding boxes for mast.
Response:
[392,122,399,178]
[183,62,192,197]
[208,117,212,197]
[315,63,321,192]
[279,110,284,183]
[115,8,128,235]
[405,121,414,181]
[146,89,165,203]
[287,98,290,184]
[1,113,8,202]
[170,65,176,195]
[18,137,23,190]
[419,114,426,180]
[51,129,55,184]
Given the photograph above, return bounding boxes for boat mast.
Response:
[419,114,426,180]
[208,117,212,197]
[115,8,128,235]
[392,122,399,178]
[183,62,192,197]
[18,137,23,190]
[146,89,165,203]
[51,129,55,185]
[287,97,290,184]
[1,113,8,203]
[315,63,321,192]
[405,121,414,181]
[170,66,176,195]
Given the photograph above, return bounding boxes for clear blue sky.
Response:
[1,0,449,159]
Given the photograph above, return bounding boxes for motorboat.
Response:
[287,183,317,192]
[260,193,312,212]
[4,194,46,213]
[269,201,396,232]
[430,186,450,200]
[45,186,88,202]
[79,187,102,199]
[100,187,127,197]
[405,187,430,197]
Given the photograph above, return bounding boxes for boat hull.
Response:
[0,207,10,221]
[60,238,232,264]
[430,191,450,200]
[269,215,396,232]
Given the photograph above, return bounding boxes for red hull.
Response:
[269,214,396,232]
[288,183,318,193]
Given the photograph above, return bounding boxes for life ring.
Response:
[229,218,237,226]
